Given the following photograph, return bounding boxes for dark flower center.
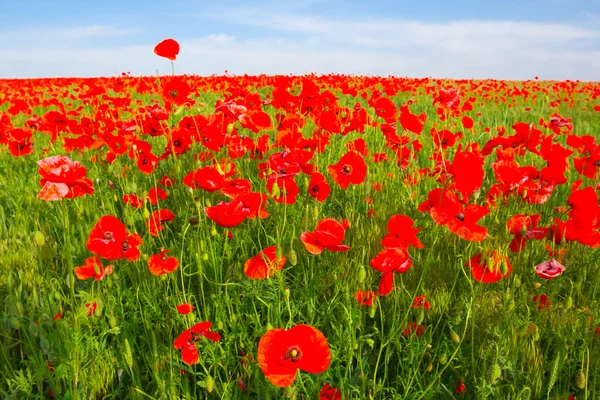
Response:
[341,164,352,175]
[188,330,204,344]
[142,158,149,165]
[104,232,114,241]
[121,241,131,252]
[169,90,179,98]
[441,139,447,145]
[455,213,465,222]
[174,140,181,147]
[284,345,303,362]
[594,160,600,167]
[311,185,320,194]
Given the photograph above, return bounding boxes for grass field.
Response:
[1,73,600,399]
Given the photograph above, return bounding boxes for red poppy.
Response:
[308,172,331,202]
[146,209,176,236]
[74,257,113,281]
[183,166,225,192]
[428,190,489,242]
[370,247,412,296]
[244,246,286,279]
[455,378,466,394]
[328,151,367,189]
[451,146,484,202]
[533,294,551,310]
[154,38,180,61]
[205,198,251,228]
[355,290,377,306]
[86,216,143,261]
[162,79,192,107]
[300,218,351,254]
[411,295,431,309]
[176,303,194,315]
[466,252,511,284]
[85,302,97,317]
[148,250,179,276]
[258,324,330,387]
[147,187,168,205]
[6,128,34,157]
[506,214,548,252]
[402,321,425,338]
[381,214,424,249]
[534,259,565,280]
[37,155,95,201]
[320,384,341,400]
[122,194,144,209]
[399,105,426,134]
[173,322,221,365]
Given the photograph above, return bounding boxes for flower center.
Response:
[104,232,114,241]
[341,164,352,175]
[284,345,303,362]
[455,213,465,222]
[188,330,204,344]
[594,160,600,167]
[121,240,131,252]
[169,90,179,98]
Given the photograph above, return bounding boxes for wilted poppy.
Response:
[258,324,330,387]
[355,290,377,306]
[534,259,566,280]
[173,322,221,365]
[466,252,511,284]
[74,257,113,281]
[244,246,286,279]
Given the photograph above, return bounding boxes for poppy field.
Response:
[2,42,600,399]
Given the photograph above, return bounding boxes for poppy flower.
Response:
[466,252,511,284]
[451,146,484,202]
[506,214,548,252]
[381,214,424,249]
[147,187,168,205]
[258,324,330,387]
[204,198,251,228]
[85,302,97,317]
[411,295,430,309]
[148,250,179,276]
[74,256,113,281]
[86,216,143,261]
[176,303,194,315]
[370,247,412,296]
[328,151,367,189]
[455,378,466,394]
[533,294,551,310]
[428,190,489,242]
[320,384,341,400]
[146,209,176,236]
[402,321,425,338]
[183,166,225,192]
[37,155,95,201]
[534,259,566,280]
[154,38,180,61]
[173,322,221,365]
[244,246,286,279]
[355,290,377,306]
[308,172,331,202]
[122,194,144,209]
[300,218,351,255]
[6,128,33,157]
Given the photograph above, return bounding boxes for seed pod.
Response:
[514,275,522,288]
[210,226,217,236]
[357,265,367,283]
[451,330,461,344]
[574,371,586,389]
[438,353,448,365]
[205,375,214,393]
[416,309,425,325]
[289,249,298,266]
[369,302,377,318]
[34,231,46,246]
[565,296,573,309]
[143,208,150,219]
[108,316,117,328]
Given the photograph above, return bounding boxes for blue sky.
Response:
[1,0,600,79]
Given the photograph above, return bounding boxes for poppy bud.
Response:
[438,353,448,365]
[205,375,214,393]
[126,216,135,227]
[507,299,515,312]
[34,231,46,246]
[189,216,199,226]
[313,205,319,221]
[451,330,461,344]
[113,194,118,202]
[487,257,496,272]
[202,253,209,261]
[522,189,528,198]
[217,320,224,330]
[276,247,283,262]
[514,275,522,288]
[227,123,234,134]
[54,291,62,300]
[266,322,273,331]
[210,226,217,236]
[369,302,377,318]
[357,265,367,283]
[289,249,298,266]
[574,371,586,389]
[532,282,542,290]
[426,363,433,372]
[108,316,117,328]
[271,181,281,198]
[365,339,375,347]
[143,208,150,219]
[284,288,290,299]
[565,296,573,309]
[500,260,509,275]
[566,338,575,347]
[416,309,425,325]
[354,343,359,350]
[231,313,237,322]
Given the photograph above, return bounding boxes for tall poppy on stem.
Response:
[173,322,221,365]
[154,38,180,76]
[258,324,330,387]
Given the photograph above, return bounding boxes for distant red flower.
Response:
[355,290,377,306]
[433,88,460,110]
[320,384,342,400]
[411,295,430,309]
[74,256,113,281]
[176,303,194,315]
[86,216,143,261]
[301,218,351,254]
[146,209,176,236]
[173,322,221,365]
[328,151,367,189]
[37,155,94,201]
[147,187,168,205]
[308,172,331,202]
[534,259,566,280]
[455,378,466,393]
[466,252,511,284]
[85,302,97,317]
[244,246,286,279]
[506,214,548,252]
[402,321,425,338]
[148,250,179,276]
[122,194,144,209]
[6,128,33,156]
[154,38,180,61]
[533,294,551,310]
[258,324,330,387]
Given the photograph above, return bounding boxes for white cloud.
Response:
[0,14,599,80]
